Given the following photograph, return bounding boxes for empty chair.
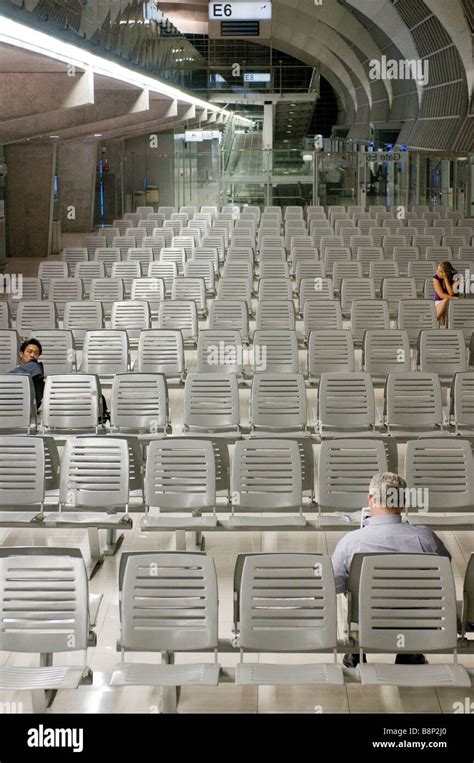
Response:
[299,278,334,313]
[250,374,307,433]
[223,260,254,282]
[62,247,88,273]
[413,235,436,258]
[143,234,166,260]
[111,373,169,434]
[147,261,177,295]
[0,436,48,523]
[0,374,36,432]
[398,299,438,346]
[63,301,103,346]
[111,301,151,345]
[184,261,215,294]
[448,297,474,342]
[126,247,153,274]
[317,438,388,513]
[197,330,243,376]
[0,303,10,330]
[183,373,240,433]
[407,260,436,295]
[295,261,326,288]
[98,226,120,246]
[418,329,467,381]
[160,247,187,275]
[208,301,249,344]
[449,372,474,434]
[382,277,417,319]
[367,226,387,248]
[0,547,92,712]
[172,236,194,262]
[256,301,295,331]
[49,278,83,319]
[89,278,124,319]
[357,554,470,686]
[351,300,391,347]
[350,235,374,254]
[303,300,342,342]
[317,373,376,436]
[172,277,206,317]
[253,330,298,373]
[369,261,399,296]
[16,301,56,337]
[81,330,129,376]
[383,372,443,437]
[113,236,136,260]
[42,375,102,433]
[34,330,75,374]
[157,301,198,345]
[193,247,219,274]
[383,234,408,256]
[7,277,42,318]
[332,262,362,293]
[258,278,293,302]
[130,277,165,314]
[308,330,354,382]
[363,330,411,382]
[111,262,141,296]
[259,261,290,280]
[74,262,105,296]
[340,278,375,317]
[234,553,343,686]
[125,227,146,246]
[356,247,383,276]
[0,329,18,373]
[93,247,121,276]
[324,247,351,272]
[135,330,185,383]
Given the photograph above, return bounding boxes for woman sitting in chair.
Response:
[433,261,460,327]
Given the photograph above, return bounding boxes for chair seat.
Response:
[408,514,474,529]
[43,512,132,528]
[110,662,220,687]
[89,593,103,627]
[0,512,42,525]
[140,515,218,530]
[0,665,90,690]
[226,515,307,528]
[358,662,471,687]
[236,662,344,686]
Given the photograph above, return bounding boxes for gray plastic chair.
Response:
[126,247,153,274]
[250,374,307,433]
[256,301,296,331]
[393,246,420,275]
[383,372,443,436]
[303,299,342,342]
[112,236,137,261]
[111,301,151,345]
[111,373,169,434]
[308,330,354,383]
[407,260,436,295]
[49,278,83,319]
[38,261,68,293]
[141,439,217,528]
[332,262,362,293]
[93,247,122,276]
[447,300,474,339]
[136,329,185,382]
[341,278,375,318]
[197,330,243,376]
[109,552,219,700]
[172,277,207,317]
[369,261,399,296]
[194,247,219,274]
[418,329,467,382]
[16,301,57,337]
[317,438,388,513]
[295,262,326,289]
[111,261,141,296]
[382,277,417,319]
[157,301,198,345]
[74,262,105,296]
[61,247,88,273]
[0,436,45,522]
[183,373,240,433]
[89,278,124,318]
[42,374,101,433]
[462,554,474,637]
[208,301,249,344]
[161,247,186,275]
[131,277,165,313]
[235,554,343,686]
[357,554,470,686]
[0,547,92,712]
[363,329,411,382]
[63,301,103,346]
[317,372,376,435]
[0,329,18,373]
[148,261,177,295]
[230,439,304,525]
[324,247,351,272]
[449,372,474,434]
[253,330,299,374]
[35,330,75,374]
[217,278,252,311]
[356,247,383,276]
[398,299,438,346]
[142,235,165,261]
[7,277,42,318]
[184,260,215,294]
[299,278,334,313]
[259,261,290,279]
[0,303,10,330]
[0,374,36,432]
[81,330,129,376]
[258,278,293,302]
[351,299,390,347]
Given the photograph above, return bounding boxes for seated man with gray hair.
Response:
[331,471,451,668]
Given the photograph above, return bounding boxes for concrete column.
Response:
[5,142,56,258]
[123,133,175,209]
[57,138,97,233]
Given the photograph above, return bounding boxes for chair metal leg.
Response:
[86,528,105,579]
[160,652,178,714]
[102,529,125,556]
[39,653,57,710]
[31,689,47,713]
[175,530,186,551]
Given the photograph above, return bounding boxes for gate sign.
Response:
[364,151,402,162]
[209,2,272,19]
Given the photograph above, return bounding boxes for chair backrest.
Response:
[17,301,56,336]
[49,279,83,316]
[184,373,240,431]
[463,553,474,634]
[38,261,68,291]
[253,330,298,373]
[351,300,390,344]
[384,372,443,432]
[318,373,375,432]
[172,277,206,313]
[130,277,165,310]
[0,435,45,507]
[308,330,354,379]
[145,438,215,511]
[74,262,105,294]
[111,301,151,342]
[450,371,474,431]
[332,262,362,291]
[256,300,295,331]
[405,437,474,512]
[197,330,243,375]
[43,374,100,432]
[217,278,251,310]
[258,278,293,302]
[0,374,36,431]
[359,554,458,653]
[341,278,375,314]
[318,438,388,511]
[239,554,337,651]
[369,261,399,294]
[0,547,88,653]
[250,373,307,431]
[63,301,104,344]
[363,329,411,376]
[0,302,11,329]
[110,261,141,294]
[382,277,417,316]
[136,329,184,379]
[119,552,218,651]
[34,330,75,374]
[184,260,215,292]
[208,301,249,343]
[89,278,124,313]
[303,299,342,339]
[418,329,467,378]
[82,330,129,375]
[398,299,437,345]
[0,329,18,373]
[147,261,177,294]
[157,300,198,343]
[111,373,169,433]
[447,300,474,338]
[231,439,302,511]
[60,436,129,510]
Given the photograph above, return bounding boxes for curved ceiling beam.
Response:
[425,0,473,95]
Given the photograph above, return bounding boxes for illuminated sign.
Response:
[244,72,271,82]
[209,2,272,20]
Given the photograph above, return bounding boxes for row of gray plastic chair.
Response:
[1,548,470,714]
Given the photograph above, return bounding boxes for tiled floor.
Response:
[0,250,473,714]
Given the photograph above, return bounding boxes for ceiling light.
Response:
[94,133,103,137]
[49,135,59,139]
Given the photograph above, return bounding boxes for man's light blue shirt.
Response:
[331,514,451,594]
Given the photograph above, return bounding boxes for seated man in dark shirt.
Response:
[8,338,45,410]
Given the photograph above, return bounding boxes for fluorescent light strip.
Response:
[0,15,240,119]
